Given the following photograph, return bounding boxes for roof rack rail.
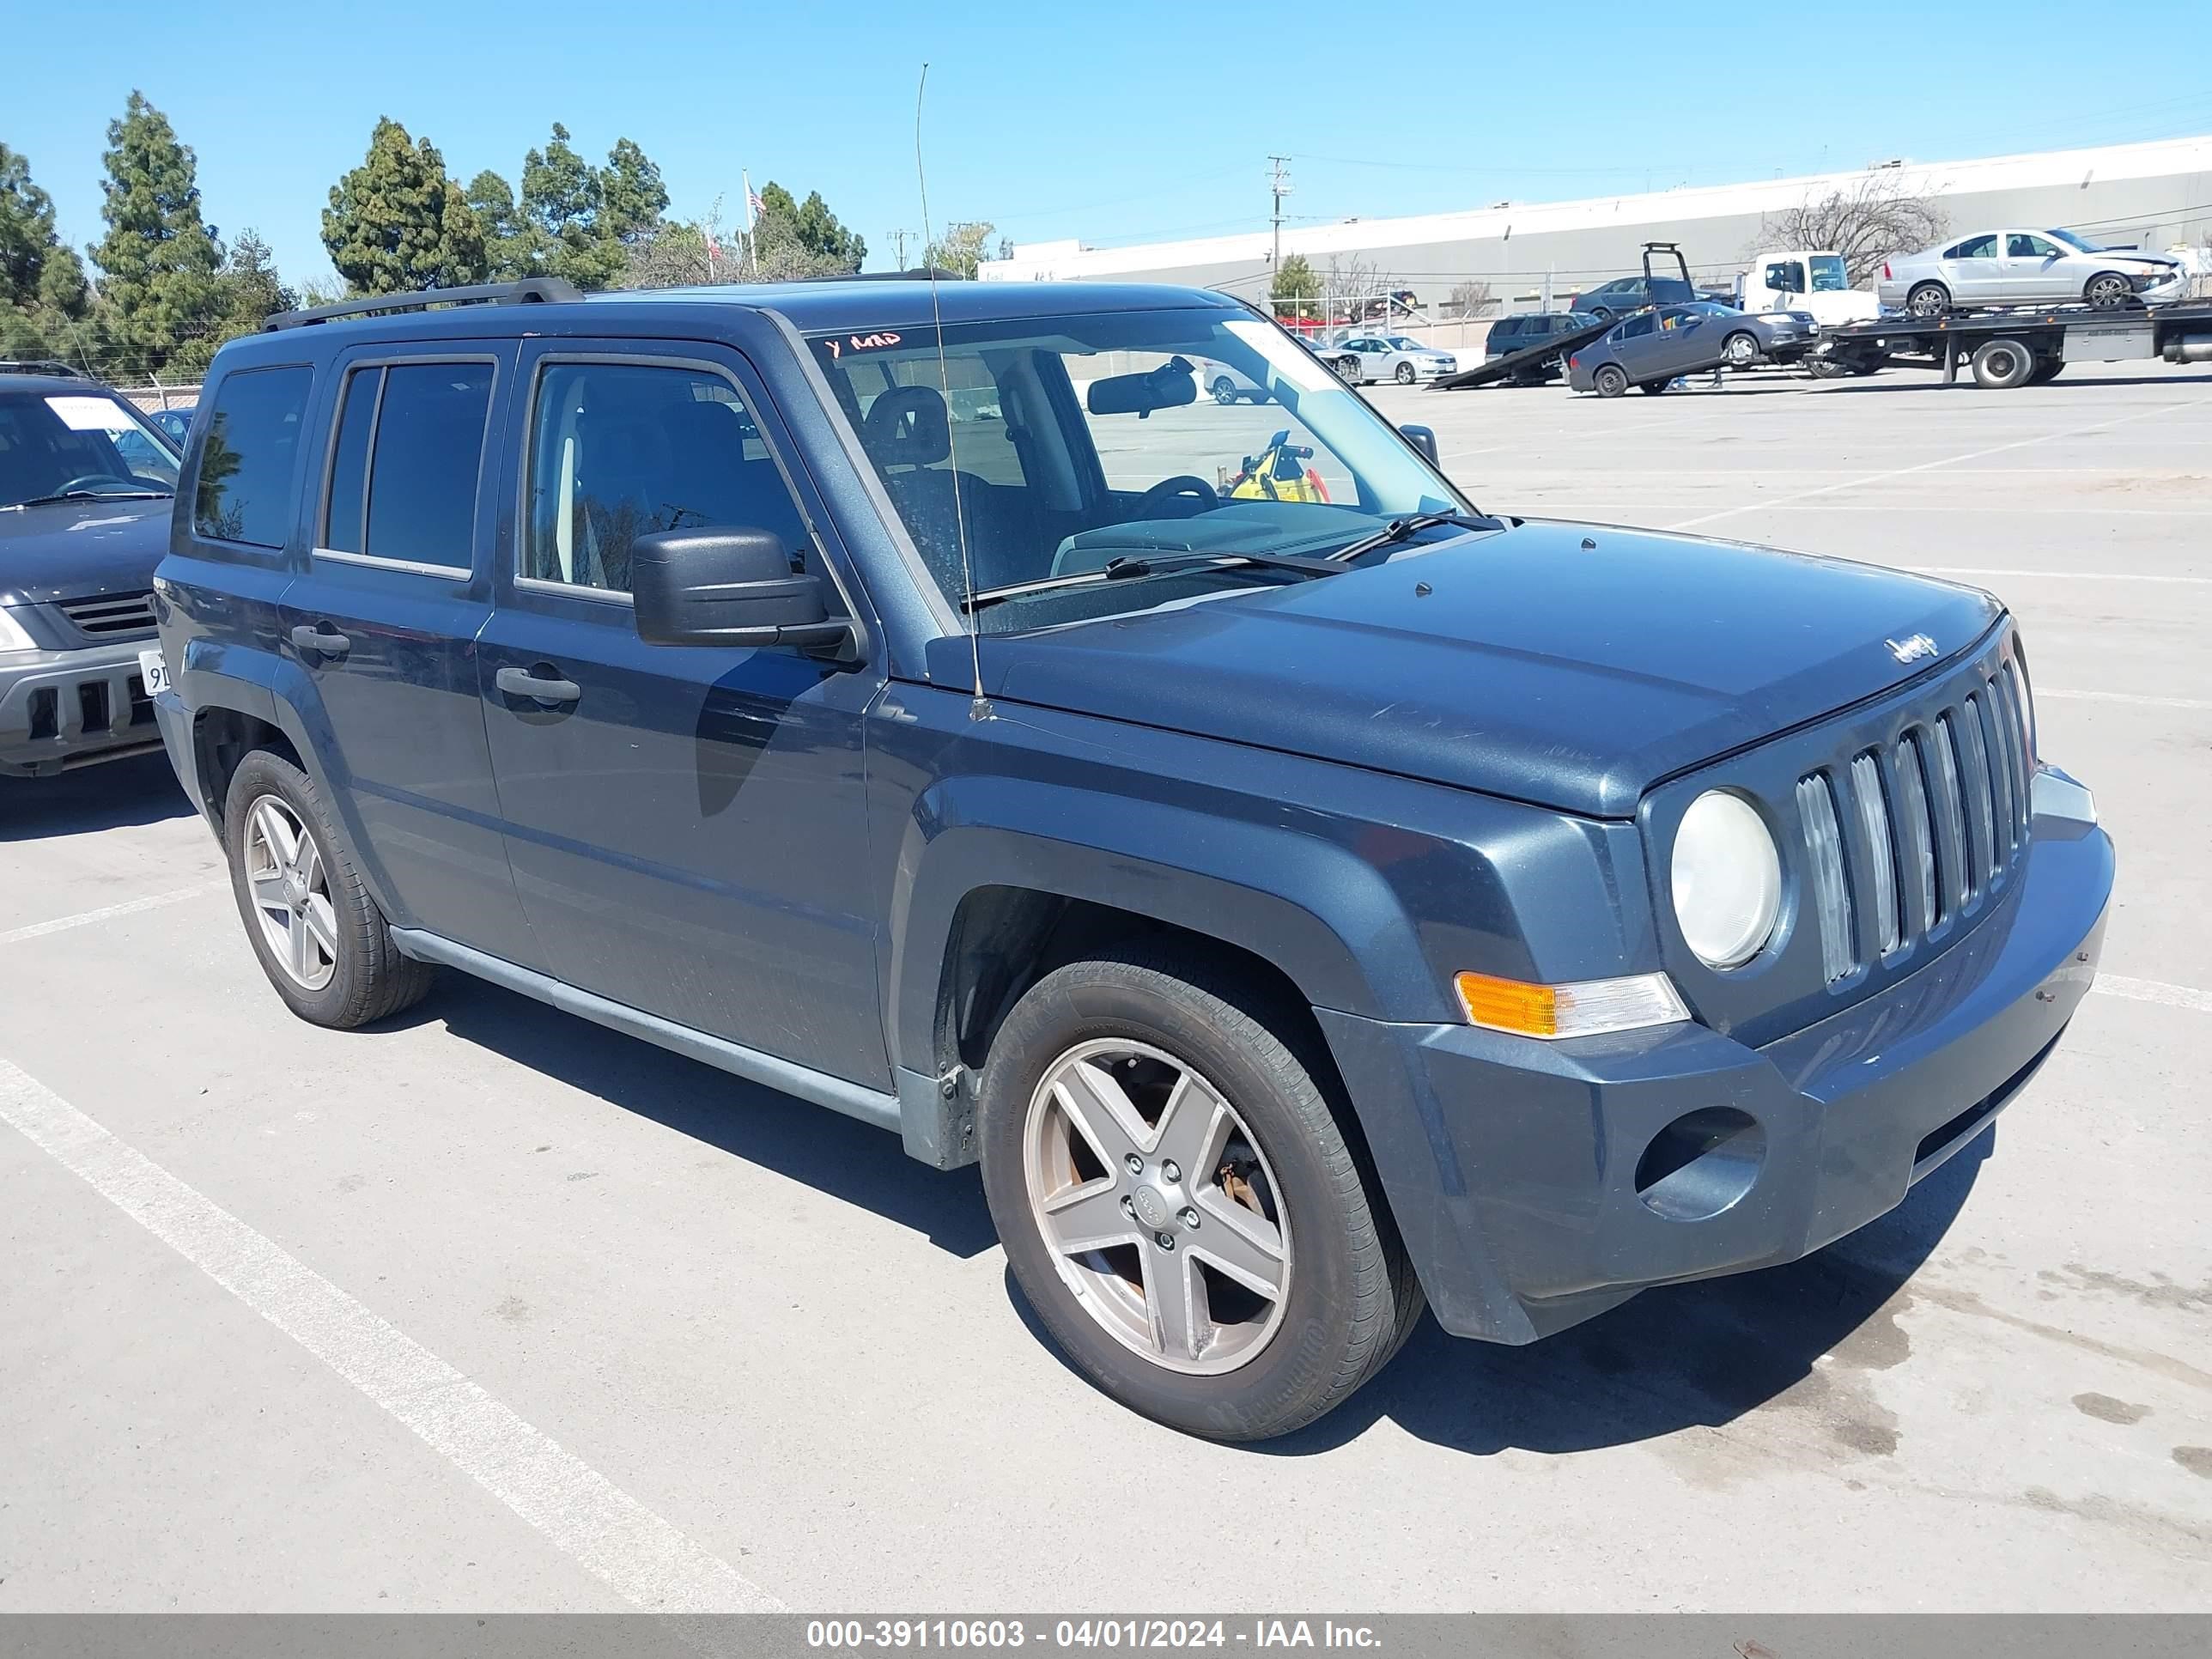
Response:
[0,358,89,380]
[792,267,963,283]
[264,276,586,331]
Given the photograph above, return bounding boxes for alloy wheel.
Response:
[243,793,338,991]
[1022,1038,1291,1375]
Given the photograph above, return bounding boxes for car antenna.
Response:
[916,62,990,722]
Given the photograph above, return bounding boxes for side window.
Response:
[1619,313,1658,340]
[2008,233,2057,258]
[194,366,312,547]
[1765,261,1805,293]
[1948,235,1998,260]
[522,360,811,596]
[321,361,494,569]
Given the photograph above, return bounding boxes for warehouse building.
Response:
[978,135,2212,310]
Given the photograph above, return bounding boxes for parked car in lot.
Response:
[1568,301,1818,396]
[153,276,2111,1441]
[1879,228,2187,317]
[1200,359,1273,404]
[1324,333,1456,384]
[1,368,181,778]
[147,404,198,446]
[1483,311,1601,380]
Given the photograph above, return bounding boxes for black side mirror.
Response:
[1401,424,1440,466]
[631,527,854,654]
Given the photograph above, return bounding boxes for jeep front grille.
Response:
[1798,662,2034,984]
[57,590,157,640]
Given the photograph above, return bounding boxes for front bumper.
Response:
[1320,781,2113,1345]
[0,638,166,778]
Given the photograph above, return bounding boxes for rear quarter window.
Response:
[193,365,313,548]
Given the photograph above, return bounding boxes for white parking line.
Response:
[2093,975,2212,1016]
[1911,568,2212,584]
[1663,397,2210,531]
[0,1054,781,1613]
[0,883,228,948]
[2040,689,2212,712]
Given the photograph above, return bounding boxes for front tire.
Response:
[1394,362,1417,385]
[1723,331,1760,368]
[2084,271,2130,308]
[222,750,434,1028]
[977,947,1419,1441]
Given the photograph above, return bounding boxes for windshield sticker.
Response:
[46,395,137,433]
[822,331,904,360]
[1224,320,1337,393]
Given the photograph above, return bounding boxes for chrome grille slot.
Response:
[57,590,157,639]
[1796,772,1855,983]
[1959,695,1996,880]
[1895,732,1939,928]
[1978,682,2016,854]
[1849,752,1901,956]
[1997,662,2032,835]
[1931,715,1969,907]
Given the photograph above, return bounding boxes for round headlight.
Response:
[1671,791,1782,969]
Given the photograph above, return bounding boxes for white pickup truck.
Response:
[1736,249,1882,327]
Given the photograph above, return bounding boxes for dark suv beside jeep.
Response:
[149,277,2112,1440]
[3,368,182,778]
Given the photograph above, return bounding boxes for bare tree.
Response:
[1757,176,1949,285]
[1322,252,1379,319]
[1443,279,1494,320]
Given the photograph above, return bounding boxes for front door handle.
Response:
[290,623,350,657]
[495,665,582,706]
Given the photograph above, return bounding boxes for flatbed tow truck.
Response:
[1820,296,2212,388]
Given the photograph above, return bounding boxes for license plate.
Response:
[137,647,172,698]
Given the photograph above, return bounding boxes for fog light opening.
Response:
[1634,1108,1765,1222]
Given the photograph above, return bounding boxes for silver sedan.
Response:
[1879,228,2185,317]
[1323,334,1457,385]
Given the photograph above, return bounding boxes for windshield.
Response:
[2047,228,2100,252]
[0,388,180,509]
[1808,255,1850,291]
[809,308,1475,633]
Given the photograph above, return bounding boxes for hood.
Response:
[0,497,172,607]
[964,521,2004,818]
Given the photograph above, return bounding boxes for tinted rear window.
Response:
[322,362,493,568]
[194,366,312,547]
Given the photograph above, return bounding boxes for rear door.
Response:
[475,342,887,1087]
[276,342,541,966]
[1942,234,2001,302]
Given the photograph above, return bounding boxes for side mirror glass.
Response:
[631,527,854,654]
[1400,424,1440,466]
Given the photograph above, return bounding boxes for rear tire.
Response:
[1906,282,1949,319]
[976,945,1420,1441]
[1970,337,2036,390]
[1594,363,1629,398]
[222,750,435,1029]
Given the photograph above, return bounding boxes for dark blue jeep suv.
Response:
[149,277,2112,1439]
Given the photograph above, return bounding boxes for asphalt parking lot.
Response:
[3,359,2209,1613]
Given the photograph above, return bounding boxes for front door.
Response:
[475,343,888,1088]
[1998,231,2067,301]
[276,342,541,967]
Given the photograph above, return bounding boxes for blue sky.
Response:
[9,0,2211,289]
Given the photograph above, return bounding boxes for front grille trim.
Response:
[56,589,158,641]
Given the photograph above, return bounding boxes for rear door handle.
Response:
[495,665,582,706]
[289,623,350,656]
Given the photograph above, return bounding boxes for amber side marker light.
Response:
[1455,970,1691,1041]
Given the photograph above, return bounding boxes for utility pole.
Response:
[1267,155,1292,270]
[887,228,915,270]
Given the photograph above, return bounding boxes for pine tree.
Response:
[599,138,668,247]
[86,92,226,377]
[0,143,91,362]
[756,182,865,273]
[520,123,621,289]
[322,117,489,295]
[467,170,539,281]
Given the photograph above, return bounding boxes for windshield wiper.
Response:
[3,489,173,511]
[1326,510,1494,564]
[963,549,1346,613]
